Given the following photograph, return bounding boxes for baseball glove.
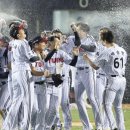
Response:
[51,74,63,87]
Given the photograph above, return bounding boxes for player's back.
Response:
[102,44,127,77]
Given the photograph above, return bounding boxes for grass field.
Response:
[0,104,129,130]
[59,104,130,130]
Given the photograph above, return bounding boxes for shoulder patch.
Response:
[116,50,120,55]
[111,52,115,55]
[121,51,124,55]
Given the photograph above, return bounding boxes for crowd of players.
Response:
[0,18,127,130]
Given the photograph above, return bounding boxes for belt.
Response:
[111,75,125,77]
[35,81,45,85]
[99,73,105,76]
[77,67,89,70]
[47,82,55,85]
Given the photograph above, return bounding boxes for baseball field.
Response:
[59,104,130,130]
[0,104,129,130]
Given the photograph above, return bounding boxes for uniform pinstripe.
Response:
[95,42,109,129]
[44,49,73,130]
[3,39,35,130]
[31,58,47,130]
[66,35,102,130]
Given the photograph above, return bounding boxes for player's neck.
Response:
[34,50,42,59]
[18,37,25,40]
[105,42,114,48]
[34,49,40,54]
[80,32,87,39]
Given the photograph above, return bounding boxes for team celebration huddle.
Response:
[0,18,127,130]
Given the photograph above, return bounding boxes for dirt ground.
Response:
[123,104,130,109]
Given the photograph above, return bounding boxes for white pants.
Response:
[8,72,13,102]
[53,66,77,130]
[31,84,46,130]
[61,77,72,130]
[74,67,102,130]
[96,74,109,129]
[104,76,126,130]
[3,70,33,130]
[0,79,10,111]
[44,85,61,130]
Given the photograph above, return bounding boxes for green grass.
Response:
[60,107,130,130]
[0,106,129,130]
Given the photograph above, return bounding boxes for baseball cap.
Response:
[29,36,48,48]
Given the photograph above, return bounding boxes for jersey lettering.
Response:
[35,61,44,67]
[49,58,64,63]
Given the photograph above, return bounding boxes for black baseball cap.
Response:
[29,36,48,48]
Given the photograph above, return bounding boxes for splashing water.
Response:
[0,12,22,36]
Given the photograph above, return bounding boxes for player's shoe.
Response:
[57,124,62,130]
[113,128,118,130]
[51,124,56,130]
[82,126,93,130]
[51,124,62,130]
[95,128,103,130]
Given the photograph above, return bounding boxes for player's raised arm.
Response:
[69,47,79,66]
[71,23,81,47]
[72,22,96,52]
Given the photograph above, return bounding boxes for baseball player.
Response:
[3,21,40,130]
[64,22,102,130]
[83,28,127,130]
[95,28,110,130]
[50,29,73,130]
[7,38,14,104]
[43,34,79,130]
[0,36,10,119]
[29,36,50,130]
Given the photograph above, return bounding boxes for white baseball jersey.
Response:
[32,59,45,82]
[7,40,14,101]
[60,42,72,79]
[8,40,14,64]
[45,49,72,83]
[31,55,46,93]
[94,44,127,77]
[66,35,97,67]
[11,39,36,73]
[96,42,106,75]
